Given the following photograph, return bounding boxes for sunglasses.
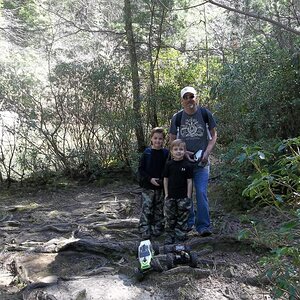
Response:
[183,94,195,100]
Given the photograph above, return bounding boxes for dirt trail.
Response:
[0,182,273,300]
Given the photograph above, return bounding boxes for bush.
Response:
[219,137,300,210]
[241,137,300,208]
[215,44,300,145]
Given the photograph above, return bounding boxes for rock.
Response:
[74,289,87,300]
[223,267,235,278]
[4,221,21,227]
[38,276,58,285]
[23,290,57,300]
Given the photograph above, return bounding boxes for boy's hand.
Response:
[150,178,160,186]
[185,151,195,162]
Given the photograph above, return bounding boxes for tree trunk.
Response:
[123,0,145,152]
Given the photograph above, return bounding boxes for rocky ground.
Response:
[0,181,275,300]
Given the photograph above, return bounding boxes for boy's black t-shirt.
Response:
[163,159,193,199]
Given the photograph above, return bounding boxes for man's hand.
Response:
[201,151,210,163]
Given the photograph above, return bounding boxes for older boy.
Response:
[138,127,169,239]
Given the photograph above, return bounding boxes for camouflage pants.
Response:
[164,197,192,241]
[139,189,164,235]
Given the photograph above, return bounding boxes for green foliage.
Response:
[3,0,44,29]
[238,209,300,299]
[150,48,222,129]
[218,140,255,210]
[1,0,299,193]
[155,83,181,126]
[241,137,300,207]
[215,42,300,145]
[48,59,136,170]
[219,137,300,210]
[0,58,137,182]
[259,210,300,299]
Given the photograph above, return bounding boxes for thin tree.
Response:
[124,0,146,151]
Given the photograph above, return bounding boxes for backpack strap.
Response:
[143,147,169,176]
[144,147,152,172]
[175,109,183,129]
[200,108,212,140]
[200,107,209,125]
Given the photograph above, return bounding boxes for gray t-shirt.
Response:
[169,107,216,153]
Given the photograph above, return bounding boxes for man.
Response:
[168,86,217,236]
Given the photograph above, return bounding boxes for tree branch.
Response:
[156,0,209,11]
[38,4,125,36]
[208,0,300,36]
[157,0,300,35]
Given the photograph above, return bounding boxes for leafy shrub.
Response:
[219,137,300,210]
[238,209,300,299]
[215,44,300,145]
[218,140,256,210]
[241,137,300,207]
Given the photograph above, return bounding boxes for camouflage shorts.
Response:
[139,189,164,236]
[164,197,192,241]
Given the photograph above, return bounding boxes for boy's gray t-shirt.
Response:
[169,107,216,153]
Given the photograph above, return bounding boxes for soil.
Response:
[0,180,274,300]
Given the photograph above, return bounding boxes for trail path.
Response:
[0,182,273,299]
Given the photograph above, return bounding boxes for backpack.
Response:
[175,107,212,140]
[137,147,169,188]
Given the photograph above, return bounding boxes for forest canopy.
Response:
[0,0,299,185]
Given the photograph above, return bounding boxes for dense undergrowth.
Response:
[220,137,300,299]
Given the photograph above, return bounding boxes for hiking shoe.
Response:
[199,228,212,237]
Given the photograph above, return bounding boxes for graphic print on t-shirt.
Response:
[180,118,204,138]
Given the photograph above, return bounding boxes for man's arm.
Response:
[169,133,176,145]
[202,128,217,163]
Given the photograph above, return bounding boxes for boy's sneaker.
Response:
[164,236,175,245]
[187,225,194,232]
[199,228,212,237]
[152,230,163,237]
[141,231,151,240]
[175,235,188,243]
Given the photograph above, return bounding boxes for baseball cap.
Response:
[180,86,197,98]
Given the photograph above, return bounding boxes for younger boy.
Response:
[163,139,193,244]
[138,127,169,239]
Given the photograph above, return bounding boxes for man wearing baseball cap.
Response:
[168,86,217,236]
